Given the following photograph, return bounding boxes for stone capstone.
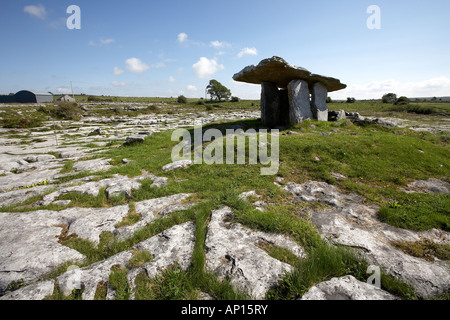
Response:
[233,56,346,92]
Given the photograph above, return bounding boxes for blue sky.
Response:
[1,0,449,99]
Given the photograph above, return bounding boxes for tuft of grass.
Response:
[266,243,369,300]
[59,160,74,174]
[378,193,450,232]
[94,281,108,300]
[392,239,450,261]
[128,249,153,268]
[134,264,199,300]
[109,265,131,300]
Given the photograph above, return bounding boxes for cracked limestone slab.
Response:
[133,221,196,279]
[162,160,193,171]
[205,206,305,299]
[57,250,134,300]
[403,178,450,194]
[301,275,398,300]
[0,185,53,208]
[71,158,113,173]
[56,222,196,300]
[0,210,86,293]
[283,180,450,298]
[37,172,167,206]
[0,191,192,295]
[113,193,194,240]
[0,279,55,300]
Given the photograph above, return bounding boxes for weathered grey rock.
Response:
[336,110,347,121]
[0,210,86,292]
[261,82,280,127]
[162,160,193,171]
[88,128,102,136]
[282,180,450,298]
[63,205,130,245]
[133,222,196,279]
[405,178,449,194]
[0,185,52,207]
[72,158,113,173]
[233,56,346,92]
[311,82,329,121]
[0,280,55,300]
[301,276,398,300]
[113,193,194,240]
[205,207,305,299]
[37,173,165,206]
[125,135,145,145]
[288,79,312,124]
[57,250,134,300]
[128,222,196,300]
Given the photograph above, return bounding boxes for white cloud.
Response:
[187,85,198,91]
[100,38,115,45]
[90,38,115,46]
[238,47,258,58]
[24,4,47,20]
[125,58,150,73]
[178,33,188,43]
[192,57,225,79]
[149,62,167,69]
[331,76,450,100]
[57,87,72,94]
[210,40,231,49]
[112,81,126,87]
[168,76,176,82]
[113,66,124,76]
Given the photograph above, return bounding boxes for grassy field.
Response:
[1,98,449,300]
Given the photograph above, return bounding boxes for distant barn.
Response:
[57,95,76,102]
[0,90,53,103]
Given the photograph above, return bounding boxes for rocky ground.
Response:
[0,102,448,300]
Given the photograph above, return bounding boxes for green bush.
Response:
[53,102,83,120]
[382,93,397,104]
[231,96,240,102]
[177,95,187,104]
[395,96,410,105]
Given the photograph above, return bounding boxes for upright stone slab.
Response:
[288,80,312,125]
[261,82,280,127]
[311,82,329,121]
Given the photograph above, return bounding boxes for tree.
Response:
[382,93,397,104]
[207,80,231,101]
[346,97,356,103]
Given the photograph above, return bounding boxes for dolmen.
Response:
[233,56,347,128]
